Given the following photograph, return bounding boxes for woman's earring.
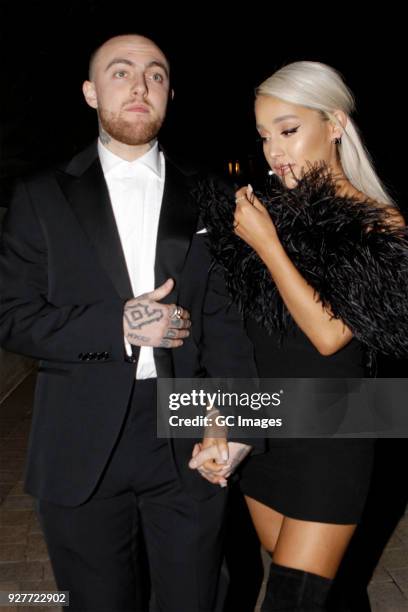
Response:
[333,137,342,145]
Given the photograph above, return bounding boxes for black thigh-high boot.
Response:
[261,562,333,611]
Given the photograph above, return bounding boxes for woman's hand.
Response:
[189,440,252,487]
[234,185,278,254]
[189,438,229,486]
[234,186,354,355]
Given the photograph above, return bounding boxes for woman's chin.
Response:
[282,176,299,189]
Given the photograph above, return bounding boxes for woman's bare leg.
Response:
[245,494,356,577]
[245,494,358,609]
[273,518,356,578]
[245,495,284,553]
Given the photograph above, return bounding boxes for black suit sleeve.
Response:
[200,261,265,451]
[0,180,125,363]
[201,261,257,378]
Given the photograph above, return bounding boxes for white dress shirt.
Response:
[98,139,165,379]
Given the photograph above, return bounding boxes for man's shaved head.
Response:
[88,34,169,81]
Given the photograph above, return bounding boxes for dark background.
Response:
[0,1,406,201]
[0,8,407,596]
[0,1,406,376]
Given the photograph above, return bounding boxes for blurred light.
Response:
[227,160,241,176]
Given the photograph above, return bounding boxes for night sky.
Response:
[1,1,406,208]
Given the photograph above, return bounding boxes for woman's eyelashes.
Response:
[258,126,300,142]
[282,126,300,136]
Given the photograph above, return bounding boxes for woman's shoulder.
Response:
[360,199,405,230]
[338,184,405,230]
[380,206,405,228]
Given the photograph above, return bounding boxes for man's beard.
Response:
[98,107,164,146]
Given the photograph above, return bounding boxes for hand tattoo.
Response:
[127,333,150,343]
[169,318,187,329]
[124,301,164,329]
[164,329,177,339]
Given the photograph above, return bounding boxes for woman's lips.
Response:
[274,164,295,176]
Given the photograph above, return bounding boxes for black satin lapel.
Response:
[153,161,199,378]
[155,161,199,304]
[57,158,134,300]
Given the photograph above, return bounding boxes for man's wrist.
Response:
[203,408,228,439]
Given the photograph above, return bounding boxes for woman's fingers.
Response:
[192,443,201,458]
[250,195,266,212]
[202,459,226,473]
[235,186,248,202]
[213,438,229,463]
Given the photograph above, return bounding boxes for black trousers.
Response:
[37,380,226,612]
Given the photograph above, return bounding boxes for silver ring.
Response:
[170,306,182,320]
[235,195,245,202]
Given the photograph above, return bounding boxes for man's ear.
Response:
[82,80,98,109]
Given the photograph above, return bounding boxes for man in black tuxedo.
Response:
[0,34,257,611]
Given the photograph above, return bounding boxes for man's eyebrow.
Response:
[104,58,169,78]
[146,61,169,78]
[104,58,134,72]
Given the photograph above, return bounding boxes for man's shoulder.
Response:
[162,150,207,179]
[19,142,98,187]
[162,149,233,191]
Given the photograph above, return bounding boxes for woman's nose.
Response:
[267,142,285,159]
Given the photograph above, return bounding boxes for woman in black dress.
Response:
[200,61,408,610]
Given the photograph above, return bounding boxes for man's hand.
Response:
[189,437,229,486]
[124,278,191,348]
[189,440,252,486]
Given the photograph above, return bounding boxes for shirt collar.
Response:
[98,139,163,179]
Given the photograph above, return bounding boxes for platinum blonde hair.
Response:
[257,61,394,206]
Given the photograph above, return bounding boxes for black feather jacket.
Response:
[199,167,408,362]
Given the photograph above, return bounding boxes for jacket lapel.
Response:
[56,142,134,300]
[153,156,200,377]
[154,157,199,304]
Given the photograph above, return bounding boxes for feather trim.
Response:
[198,166,408,359]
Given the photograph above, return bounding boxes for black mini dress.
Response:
[239,318,375,524]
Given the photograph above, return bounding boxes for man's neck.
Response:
[99,131,156,161]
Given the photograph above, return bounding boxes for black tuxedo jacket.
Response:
[0,142,258,506]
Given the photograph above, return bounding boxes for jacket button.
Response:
[125,354,138,363]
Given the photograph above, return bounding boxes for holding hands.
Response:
[188,411,252,487]
[189,439,252,487]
